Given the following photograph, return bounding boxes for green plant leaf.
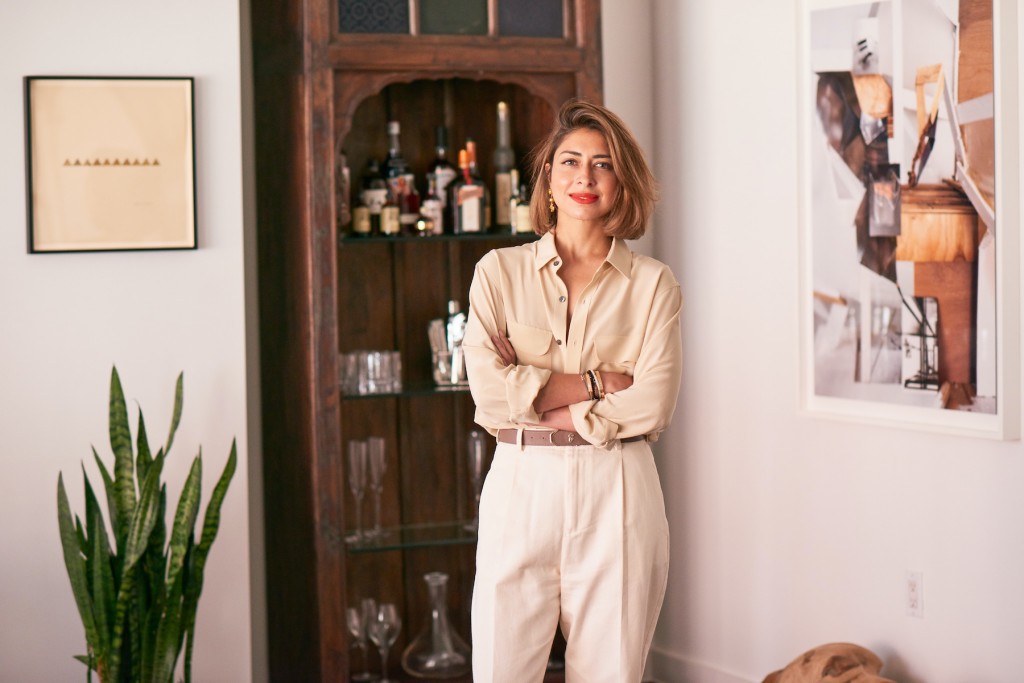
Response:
[142,484,168,617]
[58,474,101,669]
[92,447,122,553]
[182,440,236,683]
[109,451,164,682]
[152,556,188,683]
[166,456,201,598]
[84,473,114,659]
[109,367,137,534]
[136,410,153,487]
[164,372,184,457]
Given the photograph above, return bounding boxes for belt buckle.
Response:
[549,430,576,446]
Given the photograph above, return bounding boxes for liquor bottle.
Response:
[351,192,372,237]
[515,181,533,234]
[450,148,487,234]
[336,147,351,232]
[383,120,408,201]
[493,102,515,228]
[429,126,458,211]
[420,173,444,235]
[360,159,389,235]
[380,192,401,236]
[397,173,422,235]
[508,168,521,233]
[466,140,491,230]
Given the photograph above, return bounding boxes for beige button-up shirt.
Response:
[463,232,682,447]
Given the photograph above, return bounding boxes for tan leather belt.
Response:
[496,428,646,447]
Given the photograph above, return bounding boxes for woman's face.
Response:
[547,127,619,225]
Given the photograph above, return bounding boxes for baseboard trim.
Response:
[646,647,756,683]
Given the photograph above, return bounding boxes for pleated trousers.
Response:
[471,437,670,683]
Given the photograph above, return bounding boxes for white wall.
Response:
[0,1,256,681]
[634,1,1024,681]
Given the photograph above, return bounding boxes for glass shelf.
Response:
[340,382,469,400]
[338,231,537,245]
[346,521,478,554]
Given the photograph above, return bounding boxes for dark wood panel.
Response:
[337,242,397,351]
[394,241,451,384]
[253,0,603,679]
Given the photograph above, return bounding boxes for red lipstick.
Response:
[569,193,598,204]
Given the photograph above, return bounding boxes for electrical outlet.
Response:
[906,570,924,618]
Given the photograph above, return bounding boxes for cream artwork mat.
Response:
[25,77,196,252]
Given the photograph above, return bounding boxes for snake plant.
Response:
[57,367,236,683]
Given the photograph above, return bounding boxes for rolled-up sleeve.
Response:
[568,283,682,446]
[464,252,552,433]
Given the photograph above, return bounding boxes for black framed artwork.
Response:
[24,76,197,253]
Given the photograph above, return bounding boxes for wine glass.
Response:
[366,436,388,540]
[368,603,402,683]
[346,439,368,544]
[464,430,487,532]
[346,597,377,681]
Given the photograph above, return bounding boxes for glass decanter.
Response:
[400,572,471,679]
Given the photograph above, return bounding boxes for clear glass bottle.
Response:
[384,120,408,201]
[400,572,471,679]
[493,101,515,228]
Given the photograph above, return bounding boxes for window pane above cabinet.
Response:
[419,0,488,36]
[339,0,410,34]
[499,0,564,38]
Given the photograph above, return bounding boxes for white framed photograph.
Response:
[797,0,1019,438]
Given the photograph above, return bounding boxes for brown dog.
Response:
[762,643,896,683]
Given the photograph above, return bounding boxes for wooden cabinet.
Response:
[251,1,603,680]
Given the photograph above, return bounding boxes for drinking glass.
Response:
[366,436,387,540]
[346,439,368,544]
[464,430,487,532]
[368,603,402,683]
[346,597,378,681]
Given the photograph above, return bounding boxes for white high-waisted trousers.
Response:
[471,437,670,682]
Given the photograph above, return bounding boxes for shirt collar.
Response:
[533,231,633,279]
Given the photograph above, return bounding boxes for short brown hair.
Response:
[528,99,657,240]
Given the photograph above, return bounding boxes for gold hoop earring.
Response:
[548,188,556,214]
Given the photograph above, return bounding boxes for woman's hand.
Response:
[492,334,517,367]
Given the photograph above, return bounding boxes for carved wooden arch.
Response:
[332,70,579,145]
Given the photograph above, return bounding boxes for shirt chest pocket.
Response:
[595,334,643,374]
[507,320,555,368]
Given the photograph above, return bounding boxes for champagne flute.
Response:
[464,430,486,532]
[368,603,402,683]
[366,436,387,540]
[346,439,368,544]
[346,597,377,681]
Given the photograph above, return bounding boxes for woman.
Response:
[463,99,682,683]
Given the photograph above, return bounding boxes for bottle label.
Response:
[494,172,512,226]
[380,206,401,234]
[434,167,458,208]
[352,206,371,235]
[421,198,444,233]
[457,186,483,233]
[515,203,533,233]
[361,188,388,215]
